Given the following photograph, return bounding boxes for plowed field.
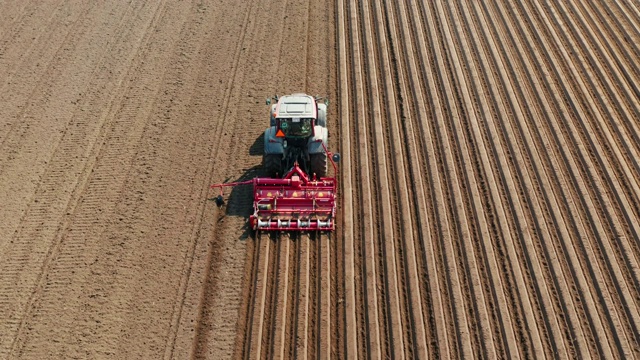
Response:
[1,0,639,359]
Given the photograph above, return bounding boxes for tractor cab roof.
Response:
[274,94,317,119]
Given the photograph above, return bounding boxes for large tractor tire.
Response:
[309,153,327,178]
[263,154,282,177]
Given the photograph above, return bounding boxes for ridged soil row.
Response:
[240,231,329,360]
[377,2,432,359]
[520,0,639,357]
[0,1,174,357]
[244,232,276,360]
[547,0,640,227]
[500,1,617,358]
[436,1,534,358]
[460,0,584,357]
[385,0,457,358]
[411,2,478,359]
[577,0,640,121]
[316,233,332,359]
[453,0,580,358]
[490,2,612,358]
[488,2,624,358]
[341,0,382,359]
[424,1,509,358]
[334,0,640,358]
[602,0,640,57]
[359,0,411,357]
[335,0,358,358]
[498,0,640,357]
[446,1,553,358]
[571,0,640,257]
[552,0,640,342]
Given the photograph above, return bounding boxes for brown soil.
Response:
[1,1,639,359]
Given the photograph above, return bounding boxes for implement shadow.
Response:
[212,133,266,239]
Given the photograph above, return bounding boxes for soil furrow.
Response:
[346,0,383,357]
[391,1,454,358]
[359,0,407,356]
[269,234,292,359]
[508,0,635,357]
[335,0,358,357]
[246,233,272,359]
[317,233,331,359]
[293,233,311,360]
[450,0,554,357]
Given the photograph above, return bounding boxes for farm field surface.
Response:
[0,0,639,359]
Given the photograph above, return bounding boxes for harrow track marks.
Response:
[0,1,262,358]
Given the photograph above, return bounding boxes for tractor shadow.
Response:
[248,132,264,156]
[210,133,266,240]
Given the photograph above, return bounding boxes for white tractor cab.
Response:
[264,94,329,177]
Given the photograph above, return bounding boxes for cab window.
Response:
[280,118,312,137]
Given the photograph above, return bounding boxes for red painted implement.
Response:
[210,145,339,232]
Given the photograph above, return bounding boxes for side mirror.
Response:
[332,153,341,163]
[266,98,271,105]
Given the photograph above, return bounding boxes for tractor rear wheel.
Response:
[263,154,282,177]
[309,153,327,178]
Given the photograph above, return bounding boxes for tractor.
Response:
[263,93,329,178]
[210,93,339,231]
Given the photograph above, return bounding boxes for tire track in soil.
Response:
[158,1,260,359]
[3,1,640,359]
[186,0,284,357]
[0,0,39,43]
[0,0,67,115]
[0,1,167,356]
[0,0,91,252]
[0,0,88,153]
[5,2,213,358]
